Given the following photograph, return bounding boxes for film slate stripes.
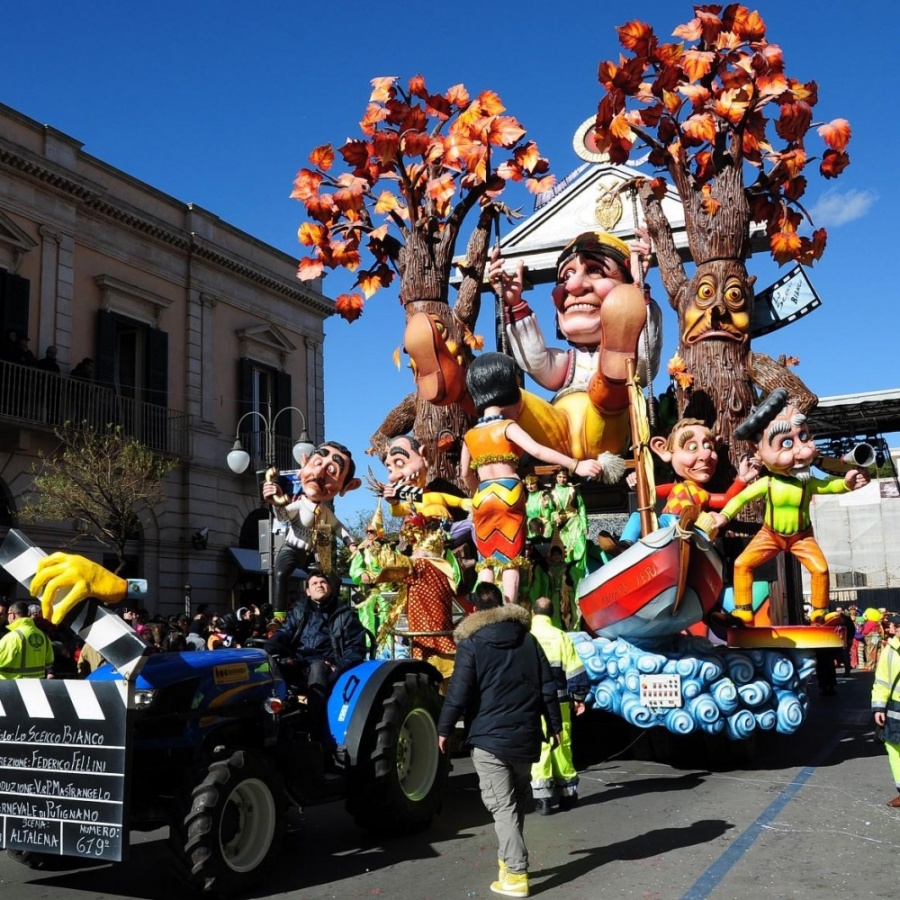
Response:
[0,529,150,681]
[0,678,129,861]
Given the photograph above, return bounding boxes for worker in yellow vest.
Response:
[0,600,54,679]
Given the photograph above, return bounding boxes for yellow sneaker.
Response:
[491,870,530,897]
[498,859,507,882]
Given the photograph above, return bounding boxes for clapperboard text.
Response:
[0,679,130,860]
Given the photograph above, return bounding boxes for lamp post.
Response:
[226,407,316,616]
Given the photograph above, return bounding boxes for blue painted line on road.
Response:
[680,731,842,900]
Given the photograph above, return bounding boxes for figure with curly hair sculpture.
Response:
[459,353,606,605]
[486,230,662,461]
[710,389,870,625]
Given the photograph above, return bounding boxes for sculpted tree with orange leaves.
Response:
[292,75,552,486]
[592,5,850,485]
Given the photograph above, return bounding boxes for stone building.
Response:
[0,102,332,616]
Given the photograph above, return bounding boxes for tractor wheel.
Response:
[347,671,448,835]
[173,749,285,897]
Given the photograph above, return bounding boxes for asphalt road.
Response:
[1,667,896,900]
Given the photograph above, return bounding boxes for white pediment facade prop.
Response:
[490,160,690,286]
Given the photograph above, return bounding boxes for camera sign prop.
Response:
[0,678,130,861]
[751,265,822,338]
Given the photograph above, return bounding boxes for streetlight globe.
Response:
[227,440,251,474]
[292,429,316,465]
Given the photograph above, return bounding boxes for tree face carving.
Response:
[591,6,846,490]
[682,261,753,346]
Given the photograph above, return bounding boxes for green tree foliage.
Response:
[20,425,177,573]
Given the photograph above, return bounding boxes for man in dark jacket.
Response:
[437,583,562,899]
[265,573,367,703]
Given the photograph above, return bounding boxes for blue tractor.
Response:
[88,648,447,897]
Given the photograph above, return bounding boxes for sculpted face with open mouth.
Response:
[682,266,751,345]
[552,254,629,347]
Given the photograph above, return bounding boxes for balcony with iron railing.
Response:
[0,359,192,459]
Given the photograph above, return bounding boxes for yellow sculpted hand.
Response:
[30,552,128,624]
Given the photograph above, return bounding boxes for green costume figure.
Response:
[347,506,395,643]
[548,468,588,580]
[524,474,553,540]
[529,597,590,814]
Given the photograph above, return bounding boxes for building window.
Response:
[237,358,293,470]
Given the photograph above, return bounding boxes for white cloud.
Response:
[808,188,877,227]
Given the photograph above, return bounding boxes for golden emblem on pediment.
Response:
[595,177,623,230]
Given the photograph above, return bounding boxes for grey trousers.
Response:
[471,746,532,874]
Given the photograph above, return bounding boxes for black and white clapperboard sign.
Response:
[0,678,129,861]
[0,530,149,862]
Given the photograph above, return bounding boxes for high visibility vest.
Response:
[0,618,54,679]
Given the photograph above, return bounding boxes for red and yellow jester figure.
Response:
[711,388,870,625]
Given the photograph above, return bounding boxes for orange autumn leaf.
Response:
[714,88,751,125]
[770,229,802,264]
[668,354,687,375]
[818,118,851,153]
[475,90,505,116]
[526,174,556,194]
[488,116,526,148]
[305,193,336,224]
[756,72,789,99]
[290,169,323,201]
[330,240,360,271]
[655,42,684,67]
[446,83,470,108]
[369,76,397,103]
[297,222,326,247]
[358,270,385,299]
[672,18,702,41]
[408,74,427,98]
[463,331,485,351]
[727,6,766,42]
[673,371,694,390]
[819,149,850,179]
[682,49,715,82]
[308,144,335,171]
[374,190,400,215]
[392,346,402,371]
[649,177,667,200]
[775,101,812,143]
[497,160,523,182]
[513,142,540,173]
[617,20,653,54]
[426,173,456,207]
[782,355,800,367]
[682,113,717,145]
[678,83,712,109]
[297,256,324,281]
[335,293,364,323]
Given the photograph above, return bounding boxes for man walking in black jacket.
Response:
[437,583,562,898]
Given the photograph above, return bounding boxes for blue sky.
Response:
[6,1,898,522]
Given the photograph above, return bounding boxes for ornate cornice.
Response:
[0,141,334,318]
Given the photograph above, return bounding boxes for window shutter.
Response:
[145,328,168,407]
[95,310,117,390]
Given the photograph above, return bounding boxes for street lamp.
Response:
[226,407,316,617]
[226,406,316,475]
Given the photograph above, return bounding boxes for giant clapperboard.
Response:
[0,530,150,862]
